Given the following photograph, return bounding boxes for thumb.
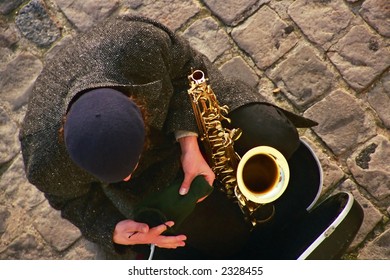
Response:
[179,174,193,195]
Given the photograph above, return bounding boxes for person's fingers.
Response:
[164,221,175,228]
[154,234,187,249]
[179,174,194,195]
[127,221,186,248]
[151,221,174,235]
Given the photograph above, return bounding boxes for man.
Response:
[20,15,316,259]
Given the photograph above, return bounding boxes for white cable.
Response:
[148,244,155,260]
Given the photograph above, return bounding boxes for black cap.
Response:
[64,88,145,183]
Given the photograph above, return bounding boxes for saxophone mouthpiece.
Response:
[190,70,206,84]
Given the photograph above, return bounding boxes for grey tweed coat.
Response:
[19,16,312,257]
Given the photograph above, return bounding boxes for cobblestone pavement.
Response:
[0,0,389,260]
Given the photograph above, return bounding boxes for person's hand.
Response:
[113,220,186,249]
[178,136,215,197]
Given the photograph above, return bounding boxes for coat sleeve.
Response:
[20,129,131,255]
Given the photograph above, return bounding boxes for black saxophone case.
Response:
[249,140,364,260]
[152,140,364,260]
[296,191,364,260]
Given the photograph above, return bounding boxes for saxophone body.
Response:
[187,70,290,226]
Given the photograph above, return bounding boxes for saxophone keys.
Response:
[230,128,243,141]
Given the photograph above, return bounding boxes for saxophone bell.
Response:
[236,146,289,207]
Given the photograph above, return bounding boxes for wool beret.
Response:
[64,88,145,183]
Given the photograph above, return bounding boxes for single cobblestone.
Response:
[231,5,298,70]
[288,0,354,50]
[0,155,46,212]
[366,71,390,129]
[181,17,232,62]
[0,22,20,49]
[121,0,200,32]
[15,0,61,47]
[347,135,390,203]
[359,0,390,37]
[0,53,43,110]
[0,206,32,253]
[267,44,335,109]
[55,0,120,32]
[0,206,10,235]
[304,89,377,156]
[0,232,56,260]
[203,0,267,26]
[0,102,20,165]
[33,204,82,252]
[338,179,384,250]
[0,0,24,15]
[358,227,390,260]
[327,25,390,92]
[63,239,99,260]
[219,56,259,88]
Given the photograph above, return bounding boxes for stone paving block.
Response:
[63,239,99,260]
[0,155,46,211]
[33,202,82,252]
[181,17,232,62]
[0,47,13,67]
[268,0,295,21]
[0,102,19,165]
[121,0,200,31]
[44,35,74,61]
[304,90,376,156]
[288,0,354,49]
[360,0,390,38]
[347,135,390,203]
[15,0,61,47]
[0,207,31,253]
[367,71,390,129]
[0,232,56,260]
[0,53,43,110]
[0,206,10,235]
[267,44,335,109]
[338,179,383,250]
[358,227,390,260]
[231,5,298,70]
[55,0,120,32]
[202,0,265,26]
[219,56,259,88]
[258,75,289,106]
[327,25,390,92]
[0,0,24,15]
[0,23,20,49]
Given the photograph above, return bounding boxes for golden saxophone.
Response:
[187,69,290,226]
